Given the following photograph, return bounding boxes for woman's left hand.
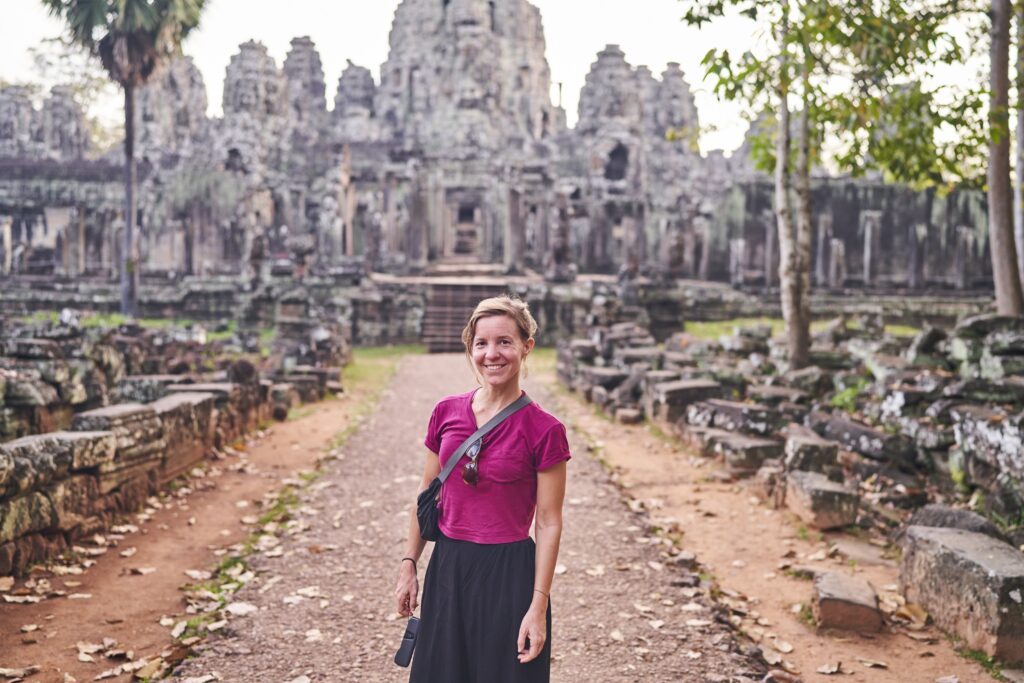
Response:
[516,603,547,663]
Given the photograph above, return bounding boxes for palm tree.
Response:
[42,0,206,316]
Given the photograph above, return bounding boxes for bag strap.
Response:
[436,393,533,484]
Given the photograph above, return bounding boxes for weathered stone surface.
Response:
[782,365,829,393]
[578,366,629,391]
[747,385,809,406]
[4,338,61,359]
[0,432,113,495]
[686,398,783,437]
[950,404,1024,484]
[784,425,839,473]
[0,490,56,544]
[613,346,663,368]
[4,378,59,407]
[646,378,722,424]
[152,392,217,481]
[569,339,599,361]
[900,526,1024,662]
[116,374,180,403]
[905,325,947,363]
[786,471,859,530]
[712,432,783,474]
[615,407,643,424]
[807,411,914,463]
[905,504,1008,543]
[70,403,166,494]
[944,377,1024,404]
[752,460,786,508]
[812,571,882,633]
[980,349,1024,380]
[955,313,1024,339]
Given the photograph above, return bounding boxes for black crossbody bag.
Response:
[416,393,533,541]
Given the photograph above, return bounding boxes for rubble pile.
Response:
[557,310,1024,662]
[0,314,352,577]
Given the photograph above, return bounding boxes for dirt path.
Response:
[533,365,992,682]
[0,392,358,682]
[174,353,761,682]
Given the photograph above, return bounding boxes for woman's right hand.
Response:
[395,561,419,617]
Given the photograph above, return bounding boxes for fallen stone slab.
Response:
[752,460,786,509]
[646,378,722,424]
[955,313,1024,339]
[943,377,1024,404]
[3,377,60,407]
[613,346,663,369]
[782,365,829,392]
[615,408,643,425]
[806,411,914,464]
[686,398,784,437]
[813,571,882,633]
[116,374,182,403]
[712,432,783,474]
[676,425,735,457]
[747,385,810,406]
[569,339,599,361]
[904,504,1008,544]
[949,404,1024,483]
[986,330,1024,355]
[3,338,62,359]
[784,425,839,473]
[980,349,1024,380]
[900,526,1024,662]
[786,471,859,530]
[578,366,629,391]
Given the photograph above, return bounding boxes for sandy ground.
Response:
[533,364,996,683]
[0,394,356,682]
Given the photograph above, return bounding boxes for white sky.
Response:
[1,1,769,153]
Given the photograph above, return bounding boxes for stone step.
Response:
[900,526,1024,663]
[784,424,839,473]
[645,378,722,424]
[686,398,783,437]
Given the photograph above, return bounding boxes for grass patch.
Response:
[798,602,816,627]
[529,347,557,375]
[287,405,316,421]
[796,524,810,541]
[829,376,870,413]
[958,646,1005,680]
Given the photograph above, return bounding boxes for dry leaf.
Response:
[0,666,41,678]
[554,564,567,575]
[0,577,14,592]
[816,662,842,674]
[857,657,888,669]
[773,640,794,654]
[763,649,783,665]
[609,629,624,642]
[585,565,606,577]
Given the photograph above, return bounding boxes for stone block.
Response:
[949,404,1024,483]
[712,432,783,474]
[71,403,166,494]
[615,408,643,424]
[116,374,180,403]
[663,351,697,369]
[675,425,734,456]
[955,313,1024,339]
[569,339,599,361]
[152,392,216,482]
[897,416,956,451]
[647,379,722,424]
[782,365,830,393]
[578,366,629,391]
[0,490,56,544]
[613,346,663,369]
[900,526,1024,662]
[943,377,1024,404]
[905,504,1008,543]
[0,432,112,495]
[784,425,839,473]
[747,385,809,406]
[812,571,882,633]
[980,349,1024,380]
[786,471,859,530]
[47,474,100,532]
[4,338,62,359]
[686,398,784,437]
[753,460,786,508]
[3,378,59,407]
[806,411,914,463]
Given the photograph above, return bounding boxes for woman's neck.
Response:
[475,381,522,409]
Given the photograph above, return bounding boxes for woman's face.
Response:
[471,315,534,388]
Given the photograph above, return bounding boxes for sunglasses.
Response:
[462,439,483,486]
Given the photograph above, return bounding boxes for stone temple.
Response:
[0,0,993,293]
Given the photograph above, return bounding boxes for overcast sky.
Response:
[1,1,769,153]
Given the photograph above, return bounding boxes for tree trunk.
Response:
[121,84,138,317]
[990,0,1024,315]
[791,51,813,368]
[1015,1,1024,284]
[775,1,809,368]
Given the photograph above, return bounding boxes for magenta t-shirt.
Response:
[424,390,571,544]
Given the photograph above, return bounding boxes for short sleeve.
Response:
[424,403,442,454]
[534,422,571,471]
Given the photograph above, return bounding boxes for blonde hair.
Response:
[462,295,538,381]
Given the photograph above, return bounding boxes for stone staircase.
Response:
[422,281,508,353]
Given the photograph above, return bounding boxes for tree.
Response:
[42,0,206,317]
[683,0,970,366]
[990,0,1024,314]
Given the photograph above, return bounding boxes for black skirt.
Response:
[410,533,552,683]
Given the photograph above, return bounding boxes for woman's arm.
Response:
[394,450,441,617]
[518,460,567,663]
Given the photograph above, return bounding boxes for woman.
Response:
[394,295,570,682]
